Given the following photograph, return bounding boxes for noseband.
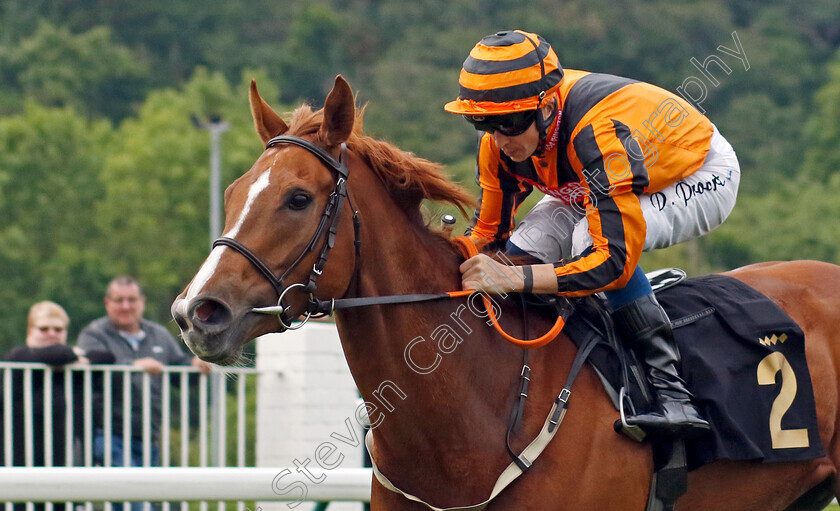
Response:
[212,135,360,330]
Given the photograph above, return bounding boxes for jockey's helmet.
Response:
[445,30,563,146]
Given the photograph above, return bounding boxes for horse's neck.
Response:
[336,172,526,463]
[346,165,464,298]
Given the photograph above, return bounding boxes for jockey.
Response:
[445,30,741,438]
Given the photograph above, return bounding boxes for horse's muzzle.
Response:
[172,296,242,364]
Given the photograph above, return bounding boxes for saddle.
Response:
[526,269,825,510]
[525,269,688,440]
[569,271,822,463]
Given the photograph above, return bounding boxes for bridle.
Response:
[212,134,361,331]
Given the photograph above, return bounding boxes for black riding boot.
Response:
[613,293,710,438]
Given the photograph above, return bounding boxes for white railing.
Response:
[0,467,372,502]
[1,362,260,508]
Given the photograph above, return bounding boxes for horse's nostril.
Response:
[173,312,189,332]
[190,299,232,328]
[195,301,216,322]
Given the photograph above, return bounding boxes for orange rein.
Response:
[450,236,566,348]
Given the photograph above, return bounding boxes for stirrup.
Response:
[623,411,710,439]
[615,387,647,442]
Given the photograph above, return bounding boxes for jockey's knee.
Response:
[505,240,530,257]
[604,266,654,310]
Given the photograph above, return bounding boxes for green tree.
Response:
[0,21,148,120]
[0,101,114,351]
[712,93,805,194]
[273,3,349,104]
[712,174,840,267]
[801,49,840,181]
[364,31,481,163]
[93,68,282,327]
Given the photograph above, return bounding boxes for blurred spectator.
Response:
[1,301,114,465]
[77,275,211,468]
[1,301,114,510]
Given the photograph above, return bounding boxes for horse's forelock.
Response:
[285,105,322,137]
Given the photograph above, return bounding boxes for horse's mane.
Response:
[285,104,476,225]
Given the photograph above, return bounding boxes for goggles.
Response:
[463,110,537,137]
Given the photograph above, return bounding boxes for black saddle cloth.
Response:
[562,273,825,470]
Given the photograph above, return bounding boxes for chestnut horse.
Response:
[172,76,840,510]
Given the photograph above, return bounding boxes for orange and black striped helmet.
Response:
[444,30,564,116]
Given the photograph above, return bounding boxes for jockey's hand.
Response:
[459,254,524,293]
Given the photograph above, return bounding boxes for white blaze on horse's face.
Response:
[184,169,273,302]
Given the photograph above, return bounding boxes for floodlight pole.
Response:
[194,116,230,467]
[207,119,230,245]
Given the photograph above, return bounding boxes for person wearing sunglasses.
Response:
[445,30,741,438]
[1,302,114,482]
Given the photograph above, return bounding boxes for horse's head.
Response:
[171,76,360,364]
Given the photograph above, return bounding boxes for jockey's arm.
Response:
[461,190,644,296]
[460,255,559,294]
[466,135,533,248]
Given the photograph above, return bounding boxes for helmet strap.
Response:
[534,95,559,157]
[519,33,557,156]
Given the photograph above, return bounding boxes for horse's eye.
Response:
[288,193,312,211]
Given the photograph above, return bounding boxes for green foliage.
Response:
[0,68,276,353]
[364,31,482,162]
[801,48,840,181]
[717,174,840,266]
[0,0,839,355]
[712,93,805,193]
[0,21,148,120]
[0,101,114,345]
[273,3,348,104]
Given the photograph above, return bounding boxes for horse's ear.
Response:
[249,80,289,144]
[318,75,355,147]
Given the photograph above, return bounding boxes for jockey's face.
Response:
[492,123,540,162]
[486,99,556,162]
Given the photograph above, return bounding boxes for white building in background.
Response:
[256,322,367,511]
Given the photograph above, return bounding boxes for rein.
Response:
[300,235,569,347]
[216,134,567,347]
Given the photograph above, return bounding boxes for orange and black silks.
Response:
[467,70,713,296]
